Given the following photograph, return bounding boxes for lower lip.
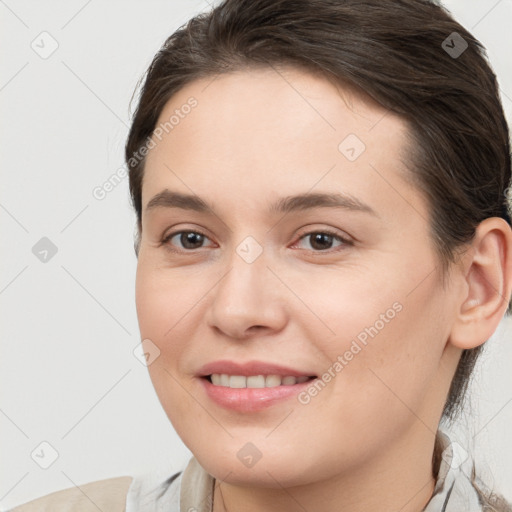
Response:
[199,377,316,412]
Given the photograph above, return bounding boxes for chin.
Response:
[190,444,324,489]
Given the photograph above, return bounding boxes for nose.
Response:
[205,246,287,340]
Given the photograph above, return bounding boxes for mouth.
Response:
[196,360,319,411]
[203,374,317,388]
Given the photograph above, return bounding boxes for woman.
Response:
[11,0,512,510]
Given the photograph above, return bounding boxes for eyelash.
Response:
[160,228,353,254]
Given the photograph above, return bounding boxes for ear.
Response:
[449,217,512,350]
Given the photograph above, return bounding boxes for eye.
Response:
[160,228,352,254]
[293,230,352,252]
[161,230,215,252]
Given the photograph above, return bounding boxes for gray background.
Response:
[1,0,511,509]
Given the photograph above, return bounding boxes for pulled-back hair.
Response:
[125,1,512,506]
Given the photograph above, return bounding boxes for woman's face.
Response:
[136,66,462,487]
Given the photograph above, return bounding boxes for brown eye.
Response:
[295,230,352,252]
[162,230,214,252]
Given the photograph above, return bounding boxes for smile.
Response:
[208,374,314,388]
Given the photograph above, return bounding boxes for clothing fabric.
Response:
[9,429,509,511]
[8,475,132,512]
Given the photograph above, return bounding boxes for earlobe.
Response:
[449,217,512,350]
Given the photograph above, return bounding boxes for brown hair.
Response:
[125,0,511,505]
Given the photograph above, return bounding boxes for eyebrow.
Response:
[145,189,378,217]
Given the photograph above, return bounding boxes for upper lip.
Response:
[197,360,316,377]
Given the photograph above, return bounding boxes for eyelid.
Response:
[291,228,354,252]
[160,228,215,252]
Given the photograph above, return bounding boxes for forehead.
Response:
[142,66,418,219]
[148,65,407,148]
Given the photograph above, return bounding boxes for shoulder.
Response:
[9,475,133,512]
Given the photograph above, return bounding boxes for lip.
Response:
[197,359,315,378]
[196,360,317,412]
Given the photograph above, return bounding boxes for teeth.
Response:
[247,375,266,388]
[209,374,310,388]
[265,375,282,387]
[229,375,246,388]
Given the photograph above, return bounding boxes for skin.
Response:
[135,66,512,512]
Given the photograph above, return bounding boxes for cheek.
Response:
[305,264,446,426]
[135,261,198,348]
[135,264,199,431]
[134,259,214,380]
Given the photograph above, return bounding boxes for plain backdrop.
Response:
[1,0,511,509]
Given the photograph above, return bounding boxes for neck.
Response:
[213,426,439,512]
